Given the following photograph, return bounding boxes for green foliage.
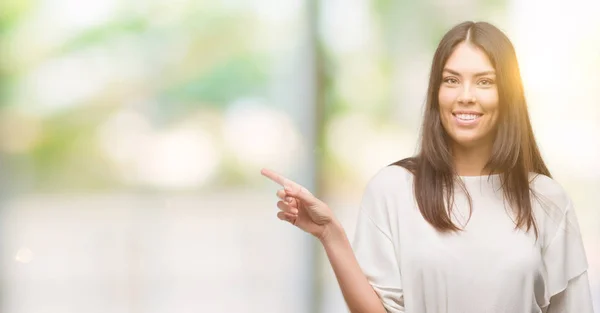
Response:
[0,1,510,191]
[28,106,119,190]
[0,0,32,35]
[58,17,150,54]
[0,0,33,107]
[162,54,269,108]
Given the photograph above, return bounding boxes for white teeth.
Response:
[455,114,480,120]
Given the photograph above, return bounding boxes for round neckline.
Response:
[458,173,502,180]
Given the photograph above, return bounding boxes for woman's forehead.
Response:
[444,43,495,74]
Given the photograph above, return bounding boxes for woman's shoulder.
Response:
[364,158,415,195]
[529,173,571,211]
[358,160,415,219]
[529,174,584,254]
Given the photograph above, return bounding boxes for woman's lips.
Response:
[452,112,482,126]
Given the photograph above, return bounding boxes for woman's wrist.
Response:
[318,219,346,245]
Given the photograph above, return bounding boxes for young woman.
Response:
[261,21,594,313]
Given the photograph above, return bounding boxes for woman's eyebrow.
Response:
[443,68,496,77]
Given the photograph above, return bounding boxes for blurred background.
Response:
[0,0,598,312]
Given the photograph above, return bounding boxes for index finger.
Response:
[261,168,316,204]
[261,168,291,186]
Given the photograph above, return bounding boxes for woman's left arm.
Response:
[542,199,594,313]
[545,270,594,313]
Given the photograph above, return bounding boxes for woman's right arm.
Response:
[261,168,403,313]
[319,221,387,313]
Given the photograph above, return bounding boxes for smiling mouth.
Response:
[452,113,482,121]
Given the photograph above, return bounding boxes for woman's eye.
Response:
[443,77,458,84]
[478,79,495,86]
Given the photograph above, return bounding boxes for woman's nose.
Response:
[457,85,476,104]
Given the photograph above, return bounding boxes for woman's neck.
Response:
[452,142,493,176]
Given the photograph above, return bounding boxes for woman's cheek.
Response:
[438,89,457,108]
[476,89,499,110]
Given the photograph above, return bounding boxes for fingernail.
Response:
[291,208,298,214]
[284,185,292,192]
[285,197,292,203]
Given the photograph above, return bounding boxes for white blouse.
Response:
[352,165,594,313]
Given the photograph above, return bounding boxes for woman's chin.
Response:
[450,133,488,148]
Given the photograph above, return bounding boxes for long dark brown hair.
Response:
[392,21,550,236]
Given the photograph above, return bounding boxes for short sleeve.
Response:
[541,201,593,311]
[352,182,404,313]
[545,271,594,313]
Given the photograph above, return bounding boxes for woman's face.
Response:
[438,42,499,149]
